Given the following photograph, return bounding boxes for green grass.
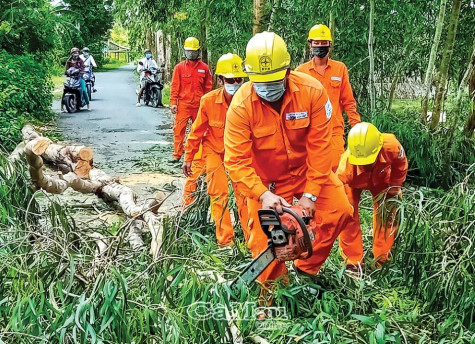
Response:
[162,83,170,105]
[97,58,129,72]
[390,98,421,113]
[51,74,64,100]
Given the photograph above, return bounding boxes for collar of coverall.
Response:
[214,87,227,105]
[310,58,334,72]
[250,74,300,103]
[185,58,201,66]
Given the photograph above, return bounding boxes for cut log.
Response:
[31,137,52,156]
[25,141,101,194]
[13,126,94,178]
[42,143,94,178]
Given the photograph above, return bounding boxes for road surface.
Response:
[55,63,175,175]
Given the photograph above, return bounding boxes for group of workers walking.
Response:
[164,24,408,304]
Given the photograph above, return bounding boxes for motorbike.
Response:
[83,66,95,101]
[61,67,87,113]
[139,61,163,108]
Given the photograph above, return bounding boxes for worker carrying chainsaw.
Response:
[337,122,408,268]
[224,31,353,301]
[296,24,361,171]
[183,53,249,247]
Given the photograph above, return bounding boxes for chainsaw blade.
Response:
[230,247,275,294]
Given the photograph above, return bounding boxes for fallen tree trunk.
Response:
[13,125,167,257]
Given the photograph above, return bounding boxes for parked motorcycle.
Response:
[62,67,86,113]
[138,61,163,108]
[83,66,95,101]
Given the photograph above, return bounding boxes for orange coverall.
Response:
[224,71,353,282]
[295,59,360,171]
[337,133,408,266]
[184,88,248,245]
[170,59,213,159]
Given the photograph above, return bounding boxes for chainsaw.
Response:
[230,205,316,294]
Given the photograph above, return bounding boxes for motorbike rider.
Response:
[63,47,90,111]
[136,48,159,107]
[80,47,97,92]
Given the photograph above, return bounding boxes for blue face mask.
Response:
[145,53,152,59]
[224,83,241,95]
[253,80,286,102]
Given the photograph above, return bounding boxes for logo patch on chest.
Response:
[331,76,342,81]
[285,112,308,120]
[198,69,206,73]
[398,146,405,158]
[325,100,332,119]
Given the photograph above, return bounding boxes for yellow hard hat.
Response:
[308,24,332,42]
[244,31,291,82]
[215,53,248,78]
[347,122,384,165]
[184,37,200,51]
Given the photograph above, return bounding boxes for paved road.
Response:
[55,63,173,175]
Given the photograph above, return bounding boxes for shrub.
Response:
[372,110,475,187]
[0,49,54,150]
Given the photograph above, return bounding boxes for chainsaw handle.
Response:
[282,207,313,258]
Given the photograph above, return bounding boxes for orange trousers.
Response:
[182,149,205,207]
[203,147,234,245]
[182,147,249,245]
[246,173,353,283]
[330,135,345,172]
[173,106,199,159]
[339,186,400,266]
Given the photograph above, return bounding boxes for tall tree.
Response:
[253,0,269,35]
[421,0,448,122]
[367,0,376,115]
[430,0,462,130]
[463,38,475,137]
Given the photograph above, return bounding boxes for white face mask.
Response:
[224,83,241,95]
[253,80,286,102]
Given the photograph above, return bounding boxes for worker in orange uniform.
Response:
[183,53,249,246]
[170,37,213,161]
[296,24,361,171]
[337,122,408,269]
[224,31,353,302]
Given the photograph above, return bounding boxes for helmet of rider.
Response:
[70,47,80,59]
[82,47,90,57]
[144,49,152,59]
